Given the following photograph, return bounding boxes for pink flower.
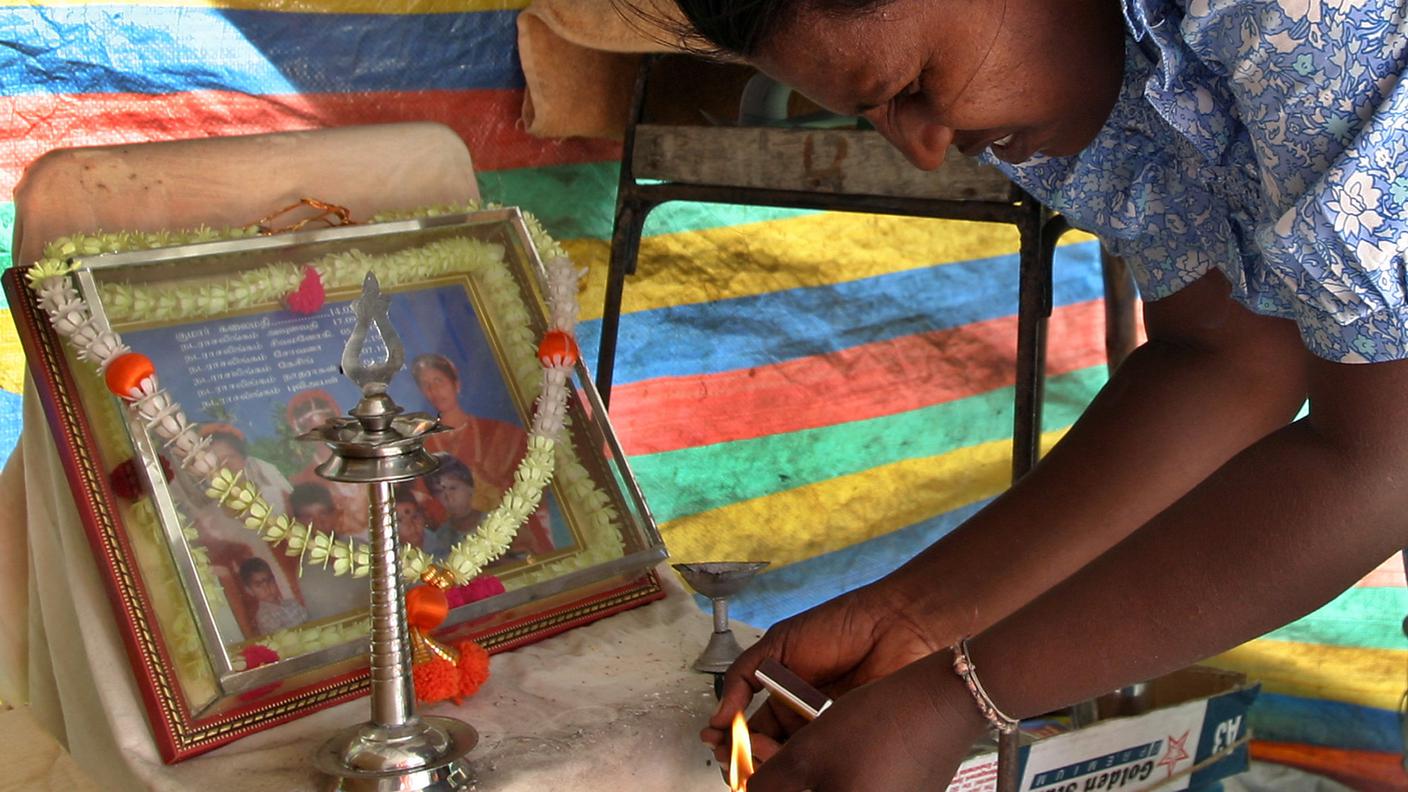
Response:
[445,575,506,608]
[285,266,325,315]
[242,644,280,668]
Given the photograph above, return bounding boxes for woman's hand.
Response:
[701,577,959,760]
[743,651,986,791]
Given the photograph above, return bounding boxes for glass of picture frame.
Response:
[6,208,667,761]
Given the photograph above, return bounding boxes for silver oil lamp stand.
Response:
[304,273,477,791]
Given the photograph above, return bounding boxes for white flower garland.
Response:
[27,209,587,585]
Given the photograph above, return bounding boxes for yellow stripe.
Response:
[574,214,1093,321]
[1206,640,1406,711]
[0,0,526,12]
[661,428,1067,568]
[0,309,21,394]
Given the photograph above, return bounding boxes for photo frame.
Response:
[5,209,668,761]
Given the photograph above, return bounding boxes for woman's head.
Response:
[411,354,461,415]
[670,0,1126,170]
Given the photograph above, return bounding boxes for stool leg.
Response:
[1011,209,1054,481]
[1099,245,1139,373]
[998,208,1055,792]
[596,199,650,409]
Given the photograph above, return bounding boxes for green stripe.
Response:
[1,201,12,309]
[632,366,1107,524]
[1262,586,1408,651]
[476,161,814,242]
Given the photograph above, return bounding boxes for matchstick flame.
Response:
[729,711,753,791]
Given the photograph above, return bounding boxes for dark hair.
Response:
[289,482,335,514]
[635,0,886,57]
[425,453,474,493]
[238,557,273,584]
[411,353,459,389]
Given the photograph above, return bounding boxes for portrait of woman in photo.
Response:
[411,353,554,556]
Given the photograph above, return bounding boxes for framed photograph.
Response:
[6,209,667,761]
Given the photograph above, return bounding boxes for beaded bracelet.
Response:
[950,638,1019,734]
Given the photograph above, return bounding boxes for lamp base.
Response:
[693,629,745,674]
[316,716,478,791]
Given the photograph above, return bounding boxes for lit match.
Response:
[728,711,753,790]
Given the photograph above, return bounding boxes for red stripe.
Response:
[1251,741,1408,792]
[0,89,620,197]
[609,298,1113,456]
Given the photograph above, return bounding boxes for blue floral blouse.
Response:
[989,0,1408,363]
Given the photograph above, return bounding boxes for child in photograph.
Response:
[421,453,478,559]
[425,452,551,566]
[288,481,369,620]
[289,482,342,534]
[239,557,308,636]
[393,483,431,548]
[286,389,371,538]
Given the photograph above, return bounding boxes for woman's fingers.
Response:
[749,731,784,762]
[710,646,767,731]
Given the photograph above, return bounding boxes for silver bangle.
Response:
[951,638,1019,734]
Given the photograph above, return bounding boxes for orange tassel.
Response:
[456,641,491,698]
[412,657,462,704]
[407,568,493,705]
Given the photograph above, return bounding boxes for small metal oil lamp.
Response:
[303,272,477,791]
[673,562,769,697]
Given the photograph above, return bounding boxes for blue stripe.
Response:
[0,7,521,96]
[702,499,989,629]
[580,240,1104,383]
[1249,692,1403,753]
[0,390,19,470]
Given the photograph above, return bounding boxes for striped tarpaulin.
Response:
[1,2,1402,781]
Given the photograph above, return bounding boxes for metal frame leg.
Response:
[595,55,657,409]
[998,209,1066,792]
[1011,207,1057,481]
[596,199,651,408]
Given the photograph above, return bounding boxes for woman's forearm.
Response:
[967,413,1406,717]
[884,322,1307,638]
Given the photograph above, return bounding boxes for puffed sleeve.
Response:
[1184,0,1408,362]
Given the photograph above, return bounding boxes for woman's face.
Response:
[752,0,1126,169]
[416,368,460,414]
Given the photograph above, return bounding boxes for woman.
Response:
[412,353,554,555]
[665,1,1408,789]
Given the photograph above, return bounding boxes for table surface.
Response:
[126,574,756,792]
